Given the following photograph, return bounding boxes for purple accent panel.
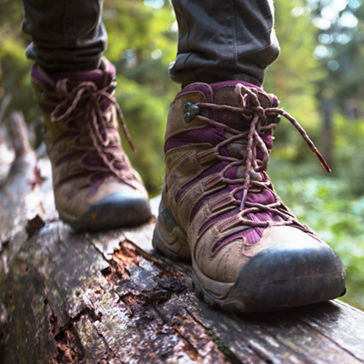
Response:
[165,127,224,153]
[103,59,116,76]
[31,62,113,91]
[198,208,239,236]
[190,186,229,222]
[219,146,230,158]
[212,209,285,252]
[101,99,112,111]
[88,172,113,195]
[262,134,274,149]
[232,188,242,199]
[36,58,115,90]
[51,59,115,89]
[88,180,103,195]
[52,69,105,89]
[175,161,229,203]
[212,229,249,252]
[83,155,103,167]
[203,180,282,248]
[190,166,251,223]
[210,80,263,93]
[246,187,276,205]
[44,59,115,89]
[242,211,283,245]
[114,162,128,170]
[248,211,283,225]
[272,95,279,107]
[211,208,285,251]
[241,225,264,245]
[31,64,54,90]
[224,166,239,179]
[31,63,42,81]
[105,153,114,161]
[176,83,213,101]
[238,187,284,244]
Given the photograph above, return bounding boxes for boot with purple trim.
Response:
[32,58,151,230]
[153,81,346,312]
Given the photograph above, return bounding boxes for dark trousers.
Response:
[22,0,279,86]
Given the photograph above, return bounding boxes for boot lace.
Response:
[191,83,330,231]
[49,79,137,189]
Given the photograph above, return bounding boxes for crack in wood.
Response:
[47,305,85,363]
[46,298,112,364]
[100,240,187,316]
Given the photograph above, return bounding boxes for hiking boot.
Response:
[153,81,346,312]
[32,58,151,230]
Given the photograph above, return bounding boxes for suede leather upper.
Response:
[32,58,150,228]
[160,81,327,283]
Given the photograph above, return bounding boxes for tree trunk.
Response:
[1,115,364,364]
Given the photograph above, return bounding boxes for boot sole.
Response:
[153,205,346,312]
[58,193,152,231]
[152,205,191,261]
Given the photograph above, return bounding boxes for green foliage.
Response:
[266,0,322,97]
[115,75,171,194]
[0,1,33,122]
[310,0,364,111]
[265,0,324,163]
[334,114,364,195]
[103,0,178,195]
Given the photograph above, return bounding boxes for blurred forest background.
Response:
[0,0,363,309]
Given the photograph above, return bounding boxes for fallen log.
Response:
[0,117,364,364]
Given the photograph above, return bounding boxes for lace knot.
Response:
[50,79,137,188]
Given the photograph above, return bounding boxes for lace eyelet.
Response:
[273,115,281,123]
[184,102,200,122]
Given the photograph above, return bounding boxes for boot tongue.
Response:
[209,80,276,132]
[209,81,277,176]
[211,80,274,108]
[51,70,104,89]
[49,58,115,89]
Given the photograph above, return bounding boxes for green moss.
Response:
[205,329,234,358]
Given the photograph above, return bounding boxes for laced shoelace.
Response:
[49,79,137,189]
[190,83,331,231]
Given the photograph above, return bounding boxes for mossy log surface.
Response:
[0,116,364,364]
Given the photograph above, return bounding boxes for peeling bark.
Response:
[1,116,364,363]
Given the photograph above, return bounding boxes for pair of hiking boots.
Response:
[32,58,346,312]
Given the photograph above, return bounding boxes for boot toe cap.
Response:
[229,228,346,312]
[60,191,152,231]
